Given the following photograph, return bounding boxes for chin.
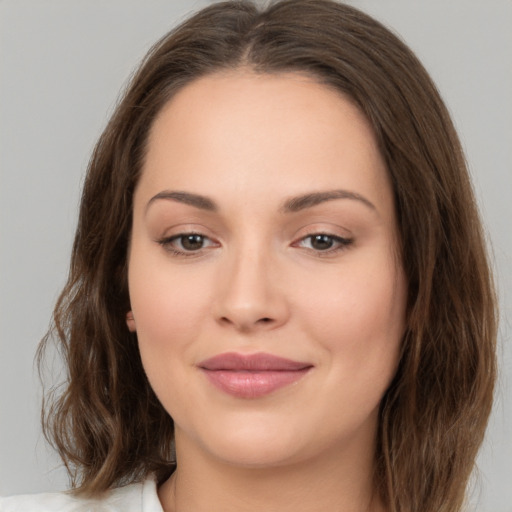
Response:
[175,409,312,468]
[206,435,305,469]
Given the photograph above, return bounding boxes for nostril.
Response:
[216,315,278,330]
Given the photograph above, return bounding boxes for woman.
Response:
[0,1,497,511]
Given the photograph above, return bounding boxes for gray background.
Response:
[0,1,510,510]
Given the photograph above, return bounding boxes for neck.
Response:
[158,429,385,512]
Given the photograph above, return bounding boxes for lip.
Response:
[198,352,313,399]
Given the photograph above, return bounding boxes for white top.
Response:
[0,476,163,512]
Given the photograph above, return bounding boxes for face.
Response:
[127,71,407,469]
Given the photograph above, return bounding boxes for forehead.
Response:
[148,71,374,159]
[138,71,392,217]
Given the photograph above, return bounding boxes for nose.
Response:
[212,247,290,333]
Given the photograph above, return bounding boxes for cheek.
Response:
[127,247,210,364]
[127,253,209,417]
[299,253,406,377]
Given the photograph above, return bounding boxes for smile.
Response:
[198,352,313,399]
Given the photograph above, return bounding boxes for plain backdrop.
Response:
[0,1,511,511]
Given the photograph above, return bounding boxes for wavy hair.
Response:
[38,1,497,511]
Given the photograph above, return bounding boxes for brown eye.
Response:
[180,234,205,251]
[157,232,217,255]
[310,234,335,250]
[295,233,353,254]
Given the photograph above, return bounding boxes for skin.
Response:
[127,71,407,512]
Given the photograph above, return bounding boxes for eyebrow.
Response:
[145,189,376,214]
[146,190,217,213]
[281,190,376,213]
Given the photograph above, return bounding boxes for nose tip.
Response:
[213,257,289,333]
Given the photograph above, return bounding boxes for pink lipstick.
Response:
[198,352,313,398]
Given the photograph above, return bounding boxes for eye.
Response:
[177,234,207,251]
[157,232,218,255]
[295,233,353,253]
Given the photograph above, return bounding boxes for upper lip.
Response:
[198,352,312,371]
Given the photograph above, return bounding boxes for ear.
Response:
[126,311,137,332]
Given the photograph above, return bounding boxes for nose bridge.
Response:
[214,234,288,331]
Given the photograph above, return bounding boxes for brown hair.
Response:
[38,1,497,511]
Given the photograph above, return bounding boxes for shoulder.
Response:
[0,476,163,512]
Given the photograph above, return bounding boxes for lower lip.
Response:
[201,369,311,398]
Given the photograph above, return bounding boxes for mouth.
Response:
[197,352,313,399]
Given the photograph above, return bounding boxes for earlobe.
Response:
[126,311,136,332]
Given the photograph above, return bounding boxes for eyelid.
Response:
[295,233,352,248]
[290,226,354,256]
[156,230,220,257]
[154,222,217,243]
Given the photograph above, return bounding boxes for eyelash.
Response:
[157,232,353,257]
[293,233,353,256]
[157,233,218,257]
